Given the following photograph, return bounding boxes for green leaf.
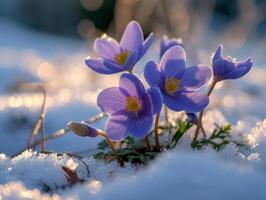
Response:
[97,140,109,150]
[191,124,249,152]
[169,121,192,149]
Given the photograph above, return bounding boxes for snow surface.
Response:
[1,149,266,200]
[1,111,266,199]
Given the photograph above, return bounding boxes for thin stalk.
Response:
[40,117,45,151]
[145,135,151,152]
[164,106,169,126]
[32,128,68,149]
[154,113,161,152]
[27,86,47,150]
[14,113,106,158]
[200,125,207,138]
[192,79,217,142]
[97,131,124,167]
[84,112,106,124]
[37,112,105,148]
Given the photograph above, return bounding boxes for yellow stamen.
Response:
[126,96,141,112]
[165,78,180,95]
[115,50,129,65]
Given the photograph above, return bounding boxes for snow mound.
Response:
[0,150,134,192]
[0,182,60,200]
[0,150,77,190]
[1,151,266,200]
[82,152,266,200]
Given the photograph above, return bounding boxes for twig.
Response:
[84,112,106,124]
[193,79,217,142]
[164,106,169,126]
[32,112,106,149]
[40,110,45,151]
[200,124,207,138]
[145,135,151,151]
[31,128,68,149]
[27,85,47,150]
[97,130,124,167]
[154,113,161,152]
[12,112,106,158]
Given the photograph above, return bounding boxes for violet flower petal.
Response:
[106,113,129,141]
[103,59,124,72]
[120,21,143,52]
[163,92,209,112]
[212,44,223,61]
[67,121,98,137]
[212,58,227,77]
[211,44,252,81]
[181,65,211,90]
[163,60,186,79]
[186,113,198,124]
[160,35,183,58]
[146,87,163,115]
[103,50,138,72]
[94,38,121,60]
[83,122,99,137]
[160,46,186,78]
[223,58,252,80]
[97,87,127,115]
[139,33,154,59]
[213,59,237,79]
[119,73,146,98]
[128,114,153,138]
[144,61,163,87]
[123,50,139,70]
[85,58,117,74]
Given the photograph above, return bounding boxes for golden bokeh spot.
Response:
[115,50,129,65]
[126,96,142,112]
[165,78,180,95]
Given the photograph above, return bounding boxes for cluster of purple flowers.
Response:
[79,20,252,143]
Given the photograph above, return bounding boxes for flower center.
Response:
[126,96,142,112]
[115,50,129,65]
[165,78,180,95]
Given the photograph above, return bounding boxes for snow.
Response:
[1,111,266,199]
[0,150,134,191]
[0,182,60,200]
[82,152,266,200]
[1,150,266,200]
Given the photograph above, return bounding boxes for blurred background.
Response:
[1,0,266,156]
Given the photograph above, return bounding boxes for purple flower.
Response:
[160,35,183,58]
[85,21,154,74]
[144,46,211,113]
[212,44,253,81]
[67,121,98,137]
[97,73,162,141]
[186,113,198,124]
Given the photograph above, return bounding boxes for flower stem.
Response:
[27,86,47,150]
[164,106,169,126]
[97,131,124,167]
[154,113,161,152]
[40,117,45,151]
[145,135,151,152]
[200,124,206,138]
[192,79,217,143]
